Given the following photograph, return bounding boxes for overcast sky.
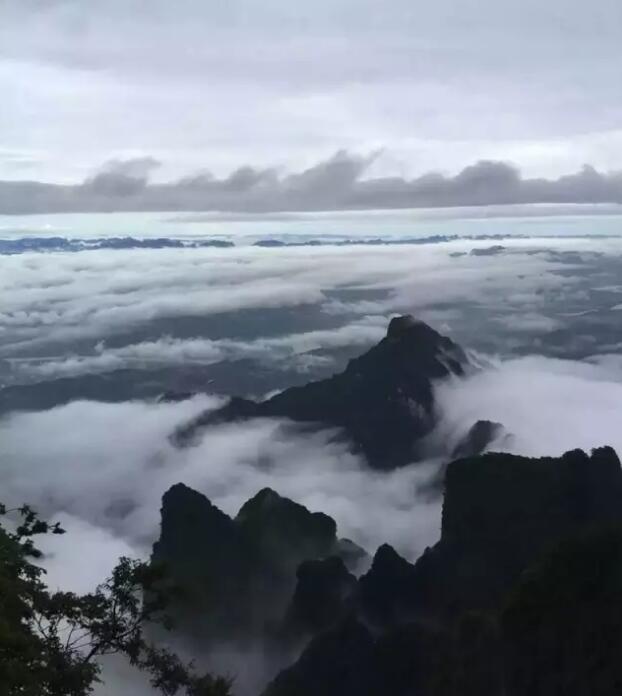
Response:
[1,0,621,187]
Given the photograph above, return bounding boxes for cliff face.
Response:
[262,446,622,696]
[151,483,364,644]
[442,446,622,547]
[429,446,622,613]
[174,316,470,469]
[151,483,257,638]
[235,488,337,573]
[284,557,356,637]
[154,315,622,694]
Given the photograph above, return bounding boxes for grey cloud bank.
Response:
[2,154,622,214]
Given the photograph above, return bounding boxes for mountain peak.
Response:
[236,487,337,568]
[175,316,469,468]
[386,314,427,339]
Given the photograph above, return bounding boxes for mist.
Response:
[9,348,622,588]
[435,354,622,457]
[3,337,622,692]
[0,397,442,566]
[2,233,622,693]
[2,0,622,692]
[0,237,599,358]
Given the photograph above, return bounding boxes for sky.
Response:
[3,3,622,691]
[1,0,622,195]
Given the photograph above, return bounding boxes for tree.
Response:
[0,502,232,696]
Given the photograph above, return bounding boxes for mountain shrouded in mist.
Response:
[142,318,622,694]
[151,445,622,696]
[175,315,471,469]
[3,2,622,693]
[3,312,622,695]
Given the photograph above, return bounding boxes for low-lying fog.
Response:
[2,227,622,693]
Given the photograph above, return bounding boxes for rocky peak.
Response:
[151,483,256,640]
[356,544,419,628]
[263,617,376,696]
[402,446,622,618]
[384,314,457,353]
[441,447,622,549]
[344,314,466,377]
[156,482,237,551]
[151,483,359,643]
[236,487,337,570]
[386,314,423,339]
[263,446,622,696]
[285,556,357,636]
[174,316,470,469]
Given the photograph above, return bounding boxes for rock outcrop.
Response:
[152,446,622,695]
[151,484,366,644]
[355,544,419,628]
[174,316,469,469]
[284,556,356,637]
[235,488,337,573]
[151,483,257,639]
[263,446,622,696]
[429,445,622,614]
[353,446,622,624]
[263,616,448,696]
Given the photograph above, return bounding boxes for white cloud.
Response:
[434,354,622,457]
[0,398,442,567]
[11,316,388,378]
[5,346,622,591]
[0,238,600,355]
[4,333,622,692]
[39,514,140,595]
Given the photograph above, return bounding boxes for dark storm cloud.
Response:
[1,154,622,214]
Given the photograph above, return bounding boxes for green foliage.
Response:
[0,503,232,696]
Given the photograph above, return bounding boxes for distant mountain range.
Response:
[1,232,618,255]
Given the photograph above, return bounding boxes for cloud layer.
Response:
[0,238,589,363]
[4,349,622,592]
[1,155,622,213]
[0,397,443,568]
[3,239,622,691]
[435,355,622,457]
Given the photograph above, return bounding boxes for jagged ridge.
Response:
[151,483,366,643]
[174,315,469,469]
[263,446,622,696]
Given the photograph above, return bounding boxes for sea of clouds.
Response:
[1,235,611,366]
[2,232,622,693]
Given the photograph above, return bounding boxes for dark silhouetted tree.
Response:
[0,502,232,696]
